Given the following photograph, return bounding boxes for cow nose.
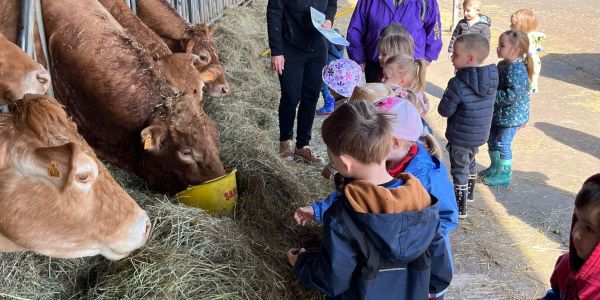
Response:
[143,216,152,240]
[220,84,230,96]
[36,70,51,85]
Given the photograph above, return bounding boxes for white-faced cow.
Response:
[41,0,226,194]
[136,0,230,97]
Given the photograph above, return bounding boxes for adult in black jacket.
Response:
[267,0,336,166]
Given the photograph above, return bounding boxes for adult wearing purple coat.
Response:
[347,0,443,83]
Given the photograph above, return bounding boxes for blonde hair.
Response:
[383,54,427,91]
[380,23,408,39]
[463,0,481,8]
[378,34,415,58]
[510,9,539,33]
[501,30,534,82]
[454,33,490,63]
[322,101,393,164]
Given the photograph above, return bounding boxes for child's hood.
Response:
[455,64,499,97]
[343,174,440,262]
[477,14,491,26]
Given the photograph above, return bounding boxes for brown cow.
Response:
[41,0,226,194]
[0,33,50,102]
[136,0,230,97]
[0,95,150,260]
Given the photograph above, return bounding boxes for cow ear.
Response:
[140,125,166,153]
[181,38,196,54]
[199,68,216,83]
[32,142,98,191]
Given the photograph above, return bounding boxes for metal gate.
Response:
[124,0,250,25]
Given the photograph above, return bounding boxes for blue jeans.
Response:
[487,125,520,160]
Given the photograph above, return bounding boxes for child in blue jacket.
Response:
[288,101,452,299]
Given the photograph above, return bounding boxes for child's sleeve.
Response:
[438,79,460,117]
[294,216,358,297]
[311,192,341,224]
[447,23,461,54]
[496,64,529,107]
[428,223,453,294]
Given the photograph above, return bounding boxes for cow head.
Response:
[181,24,230,97]
[0,95,151,260]
[0,33,50,101]
[156,53,208,105]
[139,92,226,194]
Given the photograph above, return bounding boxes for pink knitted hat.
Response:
[322,58,364,98]
[374,97,423,142]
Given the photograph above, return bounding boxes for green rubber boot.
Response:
[483,159,512,186]
[479,151,500,178]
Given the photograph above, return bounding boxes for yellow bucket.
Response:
[176,169,238,215]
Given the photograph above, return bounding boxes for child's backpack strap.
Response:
[331,200,428,280]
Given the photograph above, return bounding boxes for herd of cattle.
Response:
[0,0,230,259]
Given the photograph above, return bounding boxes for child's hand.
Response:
[287,248,306,267]
[322,20,332,30]
[294,206,315,226]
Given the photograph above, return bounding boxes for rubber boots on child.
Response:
[479,151,500,178]
[455,184,468,219]
[316,95,335,115]
[467,174,477,202]
[483,159,512,186]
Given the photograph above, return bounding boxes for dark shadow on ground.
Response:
[476,165,575,247]
[534,122,600,160]
[425,82,446,99]
[541,53,600,91]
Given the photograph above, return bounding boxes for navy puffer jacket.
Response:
[438,64,499,147]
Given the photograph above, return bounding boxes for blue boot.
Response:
[483,159,512,186]
[316,95,335,115]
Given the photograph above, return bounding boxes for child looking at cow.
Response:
[510,9,544,94]
[438,33,498,218]
[541,173,600,300]
[480,30,532,187]
[288,101,452,299]
[320,58,365,105]
[448,0,491,59]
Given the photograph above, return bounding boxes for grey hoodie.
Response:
[438,64,499,147]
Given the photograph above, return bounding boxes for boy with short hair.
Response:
[542,173,600,300]
[447,0,491,57]
[438,33,498,218]
[288,101,452,299]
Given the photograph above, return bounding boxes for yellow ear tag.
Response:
[48,161,61,178]
[143,135,154,150]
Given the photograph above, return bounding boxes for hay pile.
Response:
[0,1,329,299]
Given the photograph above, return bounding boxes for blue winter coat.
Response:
[346,0,443,63]
[493,59,531,127]
[312,144,458,270]
[405,144,458,269]
[296,176,452,299]
[438,64,499,147]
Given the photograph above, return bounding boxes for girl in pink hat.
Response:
[320,58,365,114]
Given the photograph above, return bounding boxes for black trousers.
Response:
[278,40,327,148]
[447,143,479,185]
[365,61,383,83]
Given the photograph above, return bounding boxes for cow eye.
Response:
[199,54,209,63]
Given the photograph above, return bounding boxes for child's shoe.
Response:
[467,174,477,202]
[454,184,468,219]
[316,95,335,115]
[479,151,500,179]
[483,159,512,186]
